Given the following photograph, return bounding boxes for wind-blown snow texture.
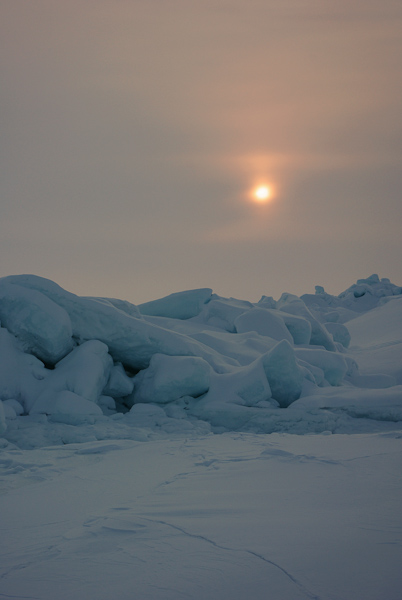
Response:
[1,274,401,599]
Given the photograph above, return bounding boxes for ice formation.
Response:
[0,273,401,443]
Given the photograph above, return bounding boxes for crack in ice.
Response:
[143,517,322,600]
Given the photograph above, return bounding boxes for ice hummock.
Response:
[0,273,401,445]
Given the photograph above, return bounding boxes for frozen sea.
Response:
[1,274,401,599]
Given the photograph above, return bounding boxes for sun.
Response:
[252,185,271,203]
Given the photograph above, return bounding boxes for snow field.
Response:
[1,432,401,600]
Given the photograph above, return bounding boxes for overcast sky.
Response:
[1,0,401,304]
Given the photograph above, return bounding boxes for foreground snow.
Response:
[1,432,401,600]
[1,273,402,598]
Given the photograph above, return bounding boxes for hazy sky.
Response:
[1,0,401,304]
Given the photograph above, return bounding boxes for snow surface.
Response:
[1,273,401,599]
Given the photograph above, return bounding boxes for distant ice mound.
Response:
[1,274,401,445]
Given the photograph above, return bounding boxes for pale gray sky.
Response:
[1,0,401,303]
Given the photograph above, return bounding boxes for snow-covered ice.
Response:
[1,273,401,599]
[1,433,401,600]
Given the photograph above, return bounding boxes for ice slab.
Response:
[138,288,212,319]
[234,307,293,343]
[132,354,211,404]
[0,281,73,364]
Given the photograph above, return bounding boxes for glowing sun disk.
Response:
[253,185,271,202]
